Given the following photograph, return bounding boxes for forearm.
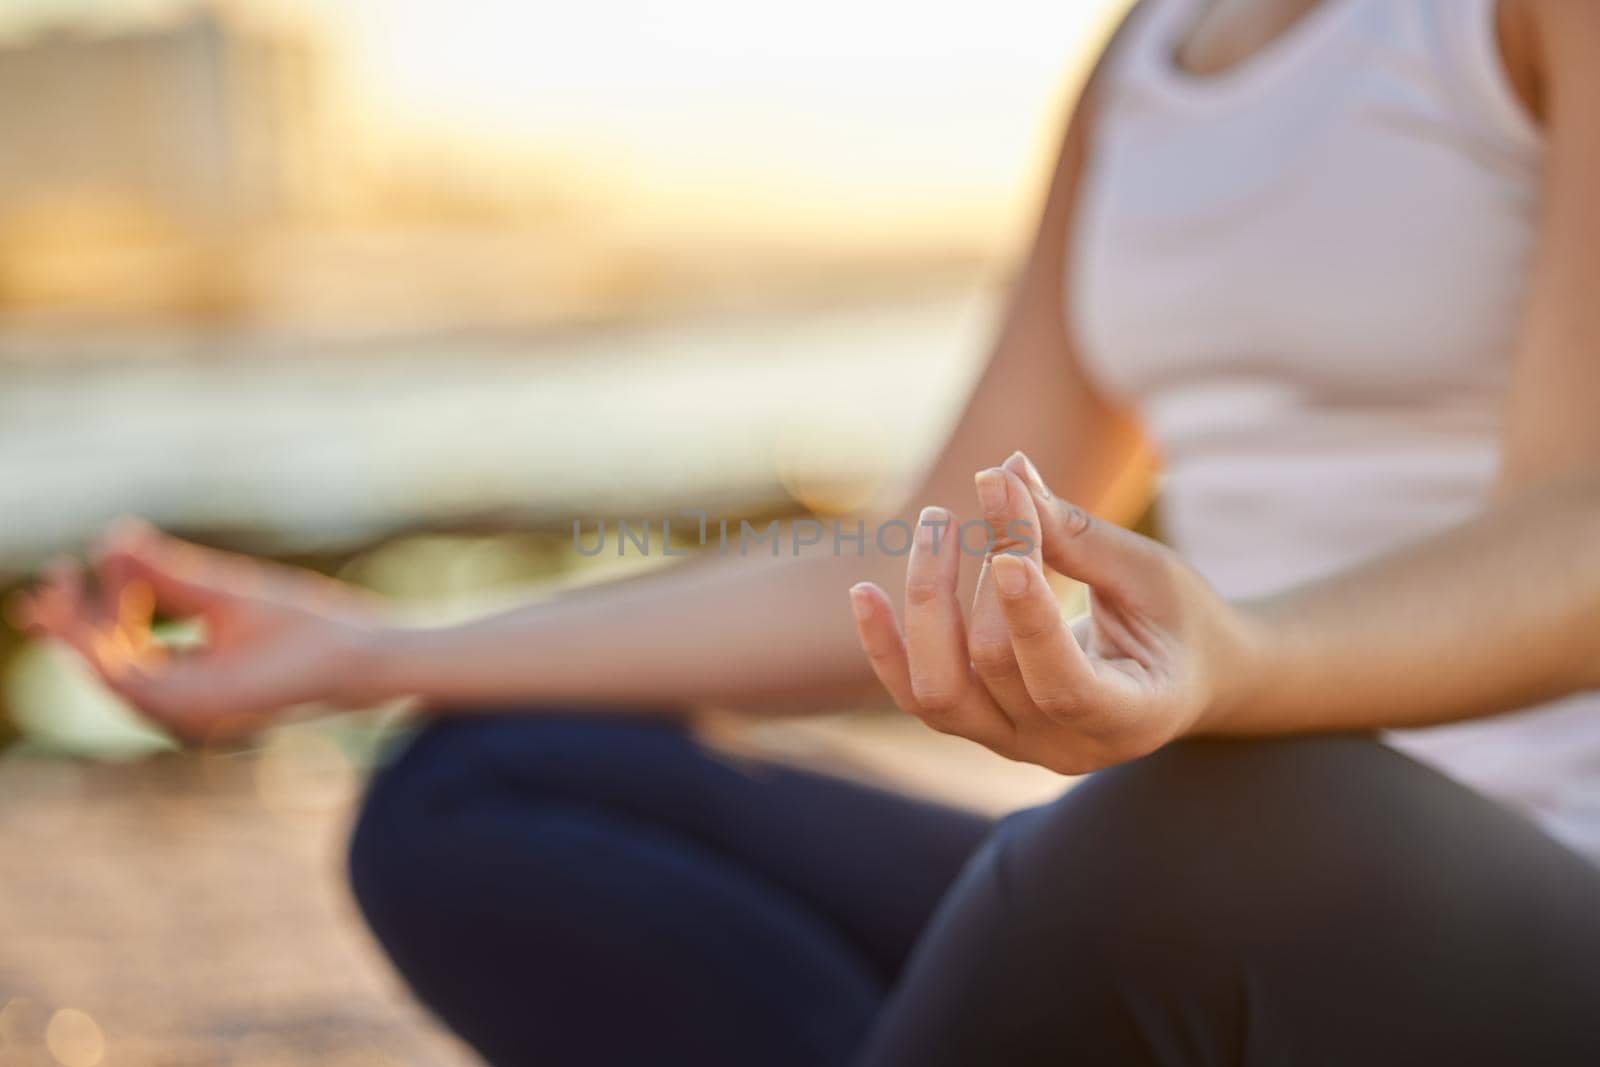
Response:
[364,431,1139,719]
[1208,473,1600,734]
[366,517,948,716]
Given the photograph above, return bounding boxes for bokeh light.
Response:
[45,1008,106,1067]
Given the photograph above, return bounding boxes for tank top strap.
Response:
[1409,0,1541,153]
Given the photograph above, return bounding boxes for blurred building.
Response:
[0,5,320,319]
[0,5,318,224]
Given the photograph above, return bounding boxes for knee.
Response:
[990,735,1402,944]
[347,718,493,936]
[347,711,678,937]
[860,740,1395,1067]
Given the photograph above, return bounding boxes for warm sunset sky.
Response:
[2,0,1124,242]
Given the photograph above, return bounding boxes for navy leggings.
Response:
[348,712,1600,1066]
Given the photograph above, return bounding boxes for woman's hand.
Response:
[849,452,1259,775]
[12,519,389,745]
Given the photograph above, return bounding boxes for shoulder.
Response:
[1043,0,1155,200]
[1063,0,1155,161]
[1085,0,1157,97]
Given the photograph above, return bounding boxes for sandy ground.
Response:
[0,716,1065,1067]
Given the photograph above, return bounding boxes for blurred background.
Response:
[0,0,1125,1062]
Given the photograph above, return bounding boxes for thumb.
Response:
[1001,452,1169,602]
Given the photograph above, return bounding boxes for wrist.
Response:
[340,617,427,706]
[1192,600,1281,735]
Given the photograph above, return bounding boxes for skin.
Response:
[15,0,1600,771]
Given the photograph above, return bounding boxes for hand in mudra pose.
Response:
[850,452,1256,775]
[13,519,386,745]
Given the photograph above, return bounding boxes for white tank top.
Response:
[1072,0,1600,863]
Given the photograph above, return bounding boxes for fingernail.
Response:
[1011,451,1049,498]
[848,583,873,617]
[974,469,1007,517]
[991,553,1028,597]
[917,506,948,550]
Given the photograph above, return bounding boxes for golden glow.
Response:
[27,0,1123,244]
[45,1007,106,1067]
[776,416,894,516]
[254,727,357,817]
